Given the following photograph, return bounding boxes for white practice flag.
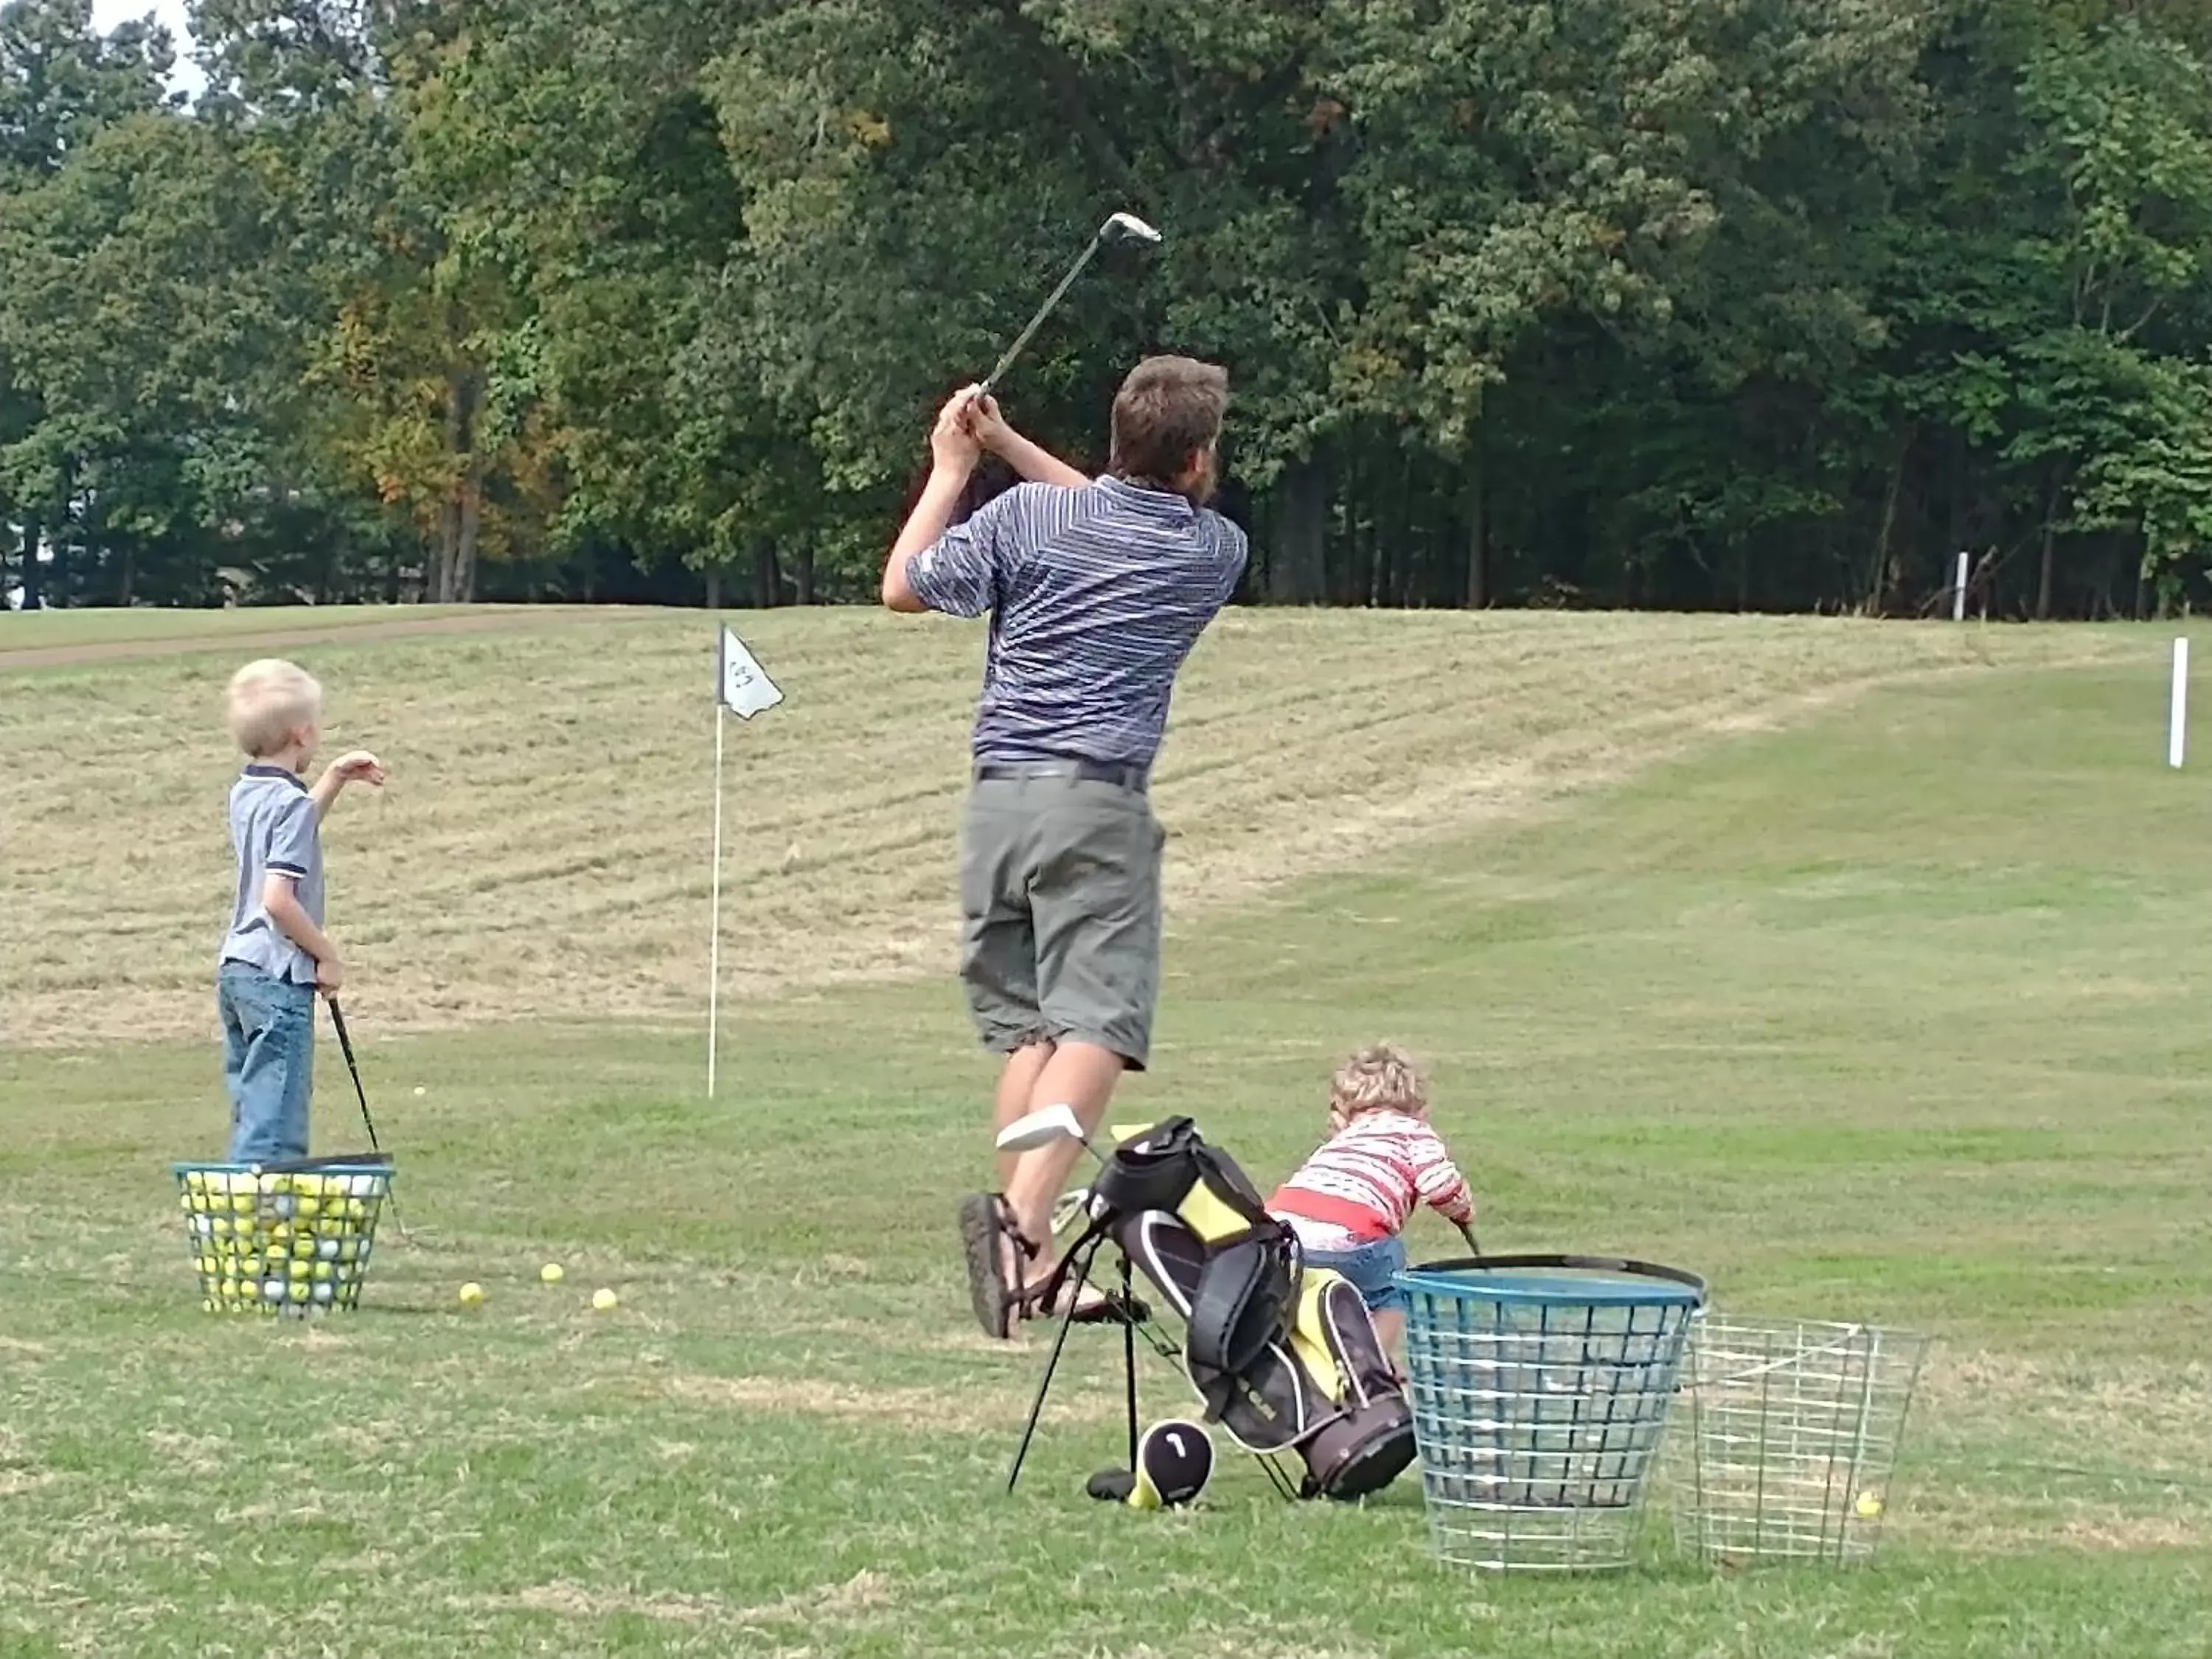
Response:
[716,625,783,719]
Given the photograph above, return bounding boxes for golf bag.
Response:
[1059,1116,1416,1500]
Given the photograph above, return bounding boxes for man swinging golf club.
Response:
[883,355,1246,1337]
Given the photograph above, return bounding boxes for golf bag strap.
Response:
[1189,1144,1278,1237]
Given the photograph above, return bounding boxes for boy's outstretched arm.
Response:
[310,751,385,821]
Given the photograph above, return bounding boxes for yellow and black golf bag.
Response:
[1062,1115,1416,1501]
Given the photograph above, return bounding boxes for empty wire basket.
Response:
[1399,1255,1707,1572]
[1682,1313,1931,1565]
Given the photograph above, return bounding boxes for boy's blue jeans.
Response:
[1301,1235,1410,1314]
[218,963,315,1164]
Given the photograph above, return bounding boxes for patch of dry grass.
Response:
[652,1369,1119,1434]
[0,608,2143,1044]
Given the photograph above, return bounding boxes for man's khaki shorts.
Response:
[958,771,1165,1070]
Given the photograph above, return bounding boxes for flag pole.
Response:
[706,619,782,1102]
[709,667,727,1099]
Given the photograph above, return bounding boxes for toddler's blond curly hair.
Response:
[1328,1042,1430,1129]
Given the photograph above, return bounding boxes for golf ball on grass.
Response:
[591,1289,618,1312]
[459,1282,484,1307]
[540,1263,564,1285]
[1855,1492,1884,1519]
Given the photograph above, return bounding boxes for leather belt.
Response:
[973,757,1150,795]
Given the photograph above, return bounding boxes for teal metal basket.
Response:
[1400,1255,1706,1572]
[172,1156,394,1318]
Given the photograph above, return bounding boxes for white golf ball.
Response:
[414,1086,425,1097]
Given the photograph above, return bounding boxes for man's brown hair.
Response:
[1109,355,1228,487]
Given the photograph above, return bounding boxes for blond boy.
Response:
[218,660,383,1164]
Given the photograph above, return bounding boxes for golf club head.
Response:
[1105,211,1163,245]
[995,1103,1090,1154]
[1050,1187,1093,1234]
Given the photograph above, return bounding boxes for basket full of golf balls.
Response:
[173,1156,394,1318]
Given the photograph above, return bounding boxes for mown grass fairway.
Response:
[2,611,2208,1657]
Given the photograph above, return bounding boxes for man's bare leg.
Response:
[1002,1040,1129,1273]
[993,1040,1056,1192]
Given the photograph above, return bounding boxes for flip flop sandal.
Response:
[961,1194,1152,1337]
[957,1192,1019,1339]
[957,1193,1070,1338]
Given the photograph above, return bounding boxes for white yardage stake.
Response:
[709,625,785,1098]
[1952,552,1968,622]
[2169,637,2188,771]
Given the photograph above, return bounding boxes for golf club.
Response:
[1051,1187,1094,1234]
[995,1102,1104,1161]
[978,211,1164,396]
[327,998,411,1240]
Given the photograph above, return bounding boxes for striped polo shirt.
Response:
[907,475,1247,768]
[1268,1110,1477,1249]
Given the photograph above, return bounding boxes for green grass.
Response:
[4,637,2211,1654]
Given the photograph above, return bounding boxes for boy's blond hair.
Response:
[1329,1042,1429,1122]
[226,659,322,758]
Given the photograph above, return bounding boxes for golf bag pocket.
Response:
[1292,1271,1415,1499]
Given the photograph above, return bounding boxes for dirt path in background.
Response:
[0,608,663,671]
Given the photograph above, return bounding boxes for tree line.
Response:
[4,0,2212,619]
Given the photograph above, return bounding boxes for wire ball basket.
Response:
[173,1155,394,1318]
[1399,1255,1707,1573]
[1680,1312,1931,1566]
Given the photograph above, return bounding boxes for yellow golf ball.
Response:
[1855,1492,1884,1520]
[459,1282,484,1307]
[591,1288,618,1312]
[540,1263,565,1285]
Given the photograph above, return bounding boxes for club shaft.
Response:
[981,230,1107,394]
[328,1001,382,1152]
[328,998,407,1237]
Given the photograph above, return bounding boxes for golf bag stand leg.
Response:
[1004,1233,1140,1495]
[1122,1253,1138,1470]
[1006,1231,1100,1495]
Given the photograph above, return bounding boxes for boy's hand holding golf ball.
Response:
[324,751,386,788]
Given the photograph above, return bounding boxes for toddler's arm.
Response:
[1411,1125,1476,1228]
